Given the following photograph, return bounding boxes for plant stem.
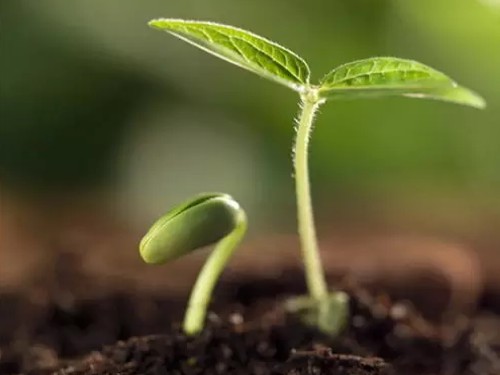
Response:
[294,89,328,300]
[182,209,247,335]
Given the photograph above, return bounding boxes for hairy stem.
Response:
[183,210,247,335]
[294,89,328,300]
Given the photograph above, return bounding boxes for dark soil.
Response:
[0,249,499,375]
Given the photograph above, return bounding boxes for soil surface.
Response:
[1,268,499,375]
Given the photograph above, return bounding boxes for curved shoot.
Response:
[140,193,247,335]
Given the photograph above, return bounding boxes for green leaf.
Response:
[149,19,310,91]
[139,193,241,264]
[318,57,485,109]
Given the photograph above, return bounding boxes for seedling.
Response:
[140,193,247,335]
[143,19,485,335]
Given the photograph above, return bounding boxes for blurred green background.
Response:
[1,0,499,239]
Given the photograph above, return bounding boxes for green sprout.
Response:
[145,19,486,335]
[140,193,247,335]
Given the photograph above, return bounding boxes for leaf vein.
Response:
[325,68,441,87]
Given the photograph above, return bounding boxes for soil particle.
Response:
[282,348,389,375]
[1,272,499,375]
[51,323,390,375]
